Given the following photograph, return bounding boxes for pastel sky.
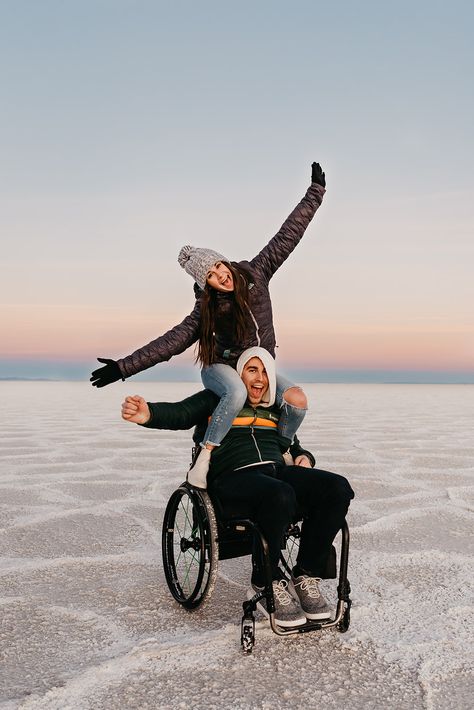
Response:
[1,0,473,382]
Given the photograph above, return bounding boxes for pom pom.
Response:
[178,245,194,268]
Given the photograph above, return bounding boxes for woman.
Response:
[91,161,326,487]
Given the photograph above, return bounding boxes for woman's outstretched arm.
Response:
[91,299,201,387]
[248,162,326,282]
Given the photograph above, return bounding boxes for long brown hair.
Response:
[196,262,250,367]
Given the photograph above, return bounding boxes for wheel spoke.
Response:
[181,548,199,591]
[280,531,300,577]
[182,496,194,530]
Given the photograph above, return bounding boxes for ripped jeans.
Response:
[200,363,306,448]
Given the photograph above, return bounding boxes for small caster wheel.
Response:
[337,604,351,633]
[241,615,255,653]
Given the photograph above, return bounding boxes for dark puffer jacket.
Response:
[117,182,325,378]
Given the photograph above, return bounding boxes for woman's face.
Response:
[206,262,234,292]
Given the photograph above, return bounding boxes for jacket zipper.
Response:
[246,304,261,346]
[250,410,263,462]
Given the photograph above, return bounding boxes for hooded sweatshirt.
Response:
[235,346,276,408]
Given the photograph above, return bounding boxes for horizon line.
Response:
[2,375,474,385]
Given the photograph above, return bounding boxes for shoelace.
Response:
[273,579,294,606]
[297,577,322,599]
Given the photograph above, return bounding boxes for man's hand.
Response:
[294,454,312,468]
[121,395,151,425]
[311,162,326,188]
[90,358,123,388]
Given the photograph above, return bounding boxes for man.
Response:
[121,347,354,629]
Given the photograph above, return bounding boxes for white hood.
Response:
[236,347,276,408]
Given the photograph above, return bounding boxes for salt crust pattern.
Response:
[0,382,473,709]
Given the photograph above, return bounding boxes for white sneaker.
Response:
[187,448,211,489]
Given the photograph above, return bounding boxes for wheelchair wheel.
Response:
[279,523,301,579]
[162,484,218,609]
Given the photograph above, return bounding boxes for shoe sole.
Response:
[186,480,207,490]
[246,589,306,628]
[304,610,332,620]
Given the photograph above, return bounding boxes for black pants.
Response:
[210,463,354,586]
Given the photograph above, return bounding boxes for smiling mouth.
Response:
[220,275,232,287]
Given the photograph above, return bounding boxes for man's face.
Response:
[241,357,269,406]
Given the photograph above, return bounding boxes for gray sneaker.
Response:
[248,579,306,628]
[290,575,331,620]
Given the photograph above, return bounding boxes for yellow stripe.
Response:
[232,416,277,428]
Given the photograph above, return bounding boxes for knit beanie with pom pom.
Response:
[177,245,228,289]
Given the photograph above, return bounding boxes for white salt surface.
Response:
[0,382,473,709]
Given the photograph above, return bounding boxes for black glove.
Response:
[311,162,326,188]
[90,358,124,388]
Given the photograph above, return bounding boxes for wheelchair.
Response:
[162,472,352,653]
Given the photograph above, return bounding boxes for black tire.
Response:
[279,523,301,579]
[162,484,218,609]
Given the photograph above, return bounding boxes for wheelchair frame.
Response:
[162,482,351,653]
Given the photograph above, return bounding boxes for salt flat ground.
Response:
[0,382,473,710]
